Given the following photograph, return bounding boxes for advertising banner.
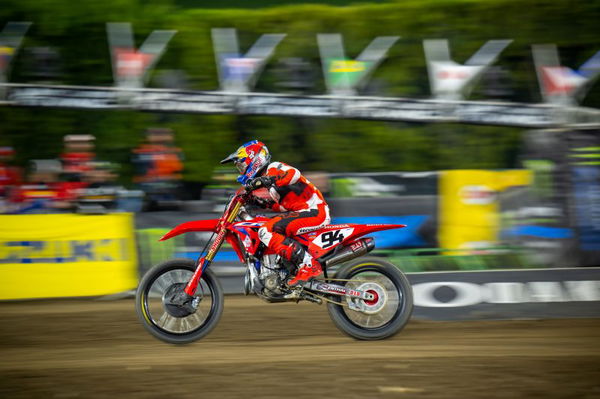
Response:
[408,267,600,320]
[533,44,600,106]
[326,58,371,89]
[567,129,600,266]
[439,169,531,252]
[515,129,600,267]
[511,129,576,266]
[107,23,176,89]
[318,34,398,95]
[0,214,138,300]
[212,28,285,92]
[209,266,600,319]
[4,85,571,127]
[424,39,511,100]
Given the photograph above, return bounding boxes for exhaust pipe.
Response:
[322,237,375,267]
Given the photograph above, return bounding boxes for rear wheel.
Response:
[326,257,413,340]
[135,259,224,344]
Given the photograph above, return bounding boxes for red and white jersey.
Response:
[264,162,328,214]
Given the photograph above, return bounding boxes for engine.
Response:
[259,255,288,296]
[244,254,288,298]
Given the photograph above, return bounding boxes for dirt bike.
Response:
[136,186,414,343]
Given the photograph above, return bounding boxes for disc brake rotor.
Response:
[162,283,198,318]
[347,282,387,314]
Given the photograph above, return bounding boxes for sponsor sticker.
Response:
[459,185,497,205]
[313,228,354,249]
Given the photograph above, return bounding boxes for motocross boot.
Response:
[288,251,322,286]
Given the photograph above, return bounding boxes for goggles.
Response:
[234,159,247,175]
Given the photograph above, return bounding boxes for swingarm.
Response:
[304,280,375,301]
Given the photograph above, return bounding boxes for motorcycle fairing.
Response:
[227,220,406,260]
[161,216,406,263]
[159,219,220,241]
[301,223,406,258]
[230,222,264,257]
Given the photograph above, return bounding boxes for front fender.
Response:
[159,219,220,241]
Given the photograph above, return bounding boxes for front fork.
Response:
[184,200,242,296]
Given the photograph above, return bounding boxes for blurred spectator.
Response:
[0,146,22,212]
[10,160,80,213]
[60,134,96,182]
[76,161,125,214]
[0,147,22,193]
[132,128,184,210]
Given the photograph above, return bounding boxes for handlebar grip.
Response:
[245,178,262,191]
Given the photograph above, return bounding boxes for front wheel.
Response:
[135,259,224,344]
[326,257,413,340]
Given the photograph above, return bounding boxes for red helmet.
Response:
[220,140,271,184]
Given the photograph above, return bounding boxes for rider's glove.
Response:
[246,176,274,191]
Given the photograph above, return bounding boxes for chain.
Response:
[302,289,348,307]
[312,278,370,283]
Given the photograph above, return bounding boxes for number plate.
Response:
[313,228,354,249]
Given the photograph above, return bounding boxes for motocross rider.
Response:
[221,140,330,286]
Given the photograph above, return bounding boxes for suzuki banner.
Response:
[0,214,138,300]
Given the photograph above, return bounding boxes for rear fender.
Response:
[159,219,220,241]
[305,223,406,258]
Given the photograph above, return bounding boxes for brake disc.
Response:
[347,282,387,314]
[162,283,199,318]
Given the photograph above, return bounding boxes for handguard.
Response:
[245,176,275,192]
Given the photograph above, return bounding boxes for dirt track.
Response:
[1,296,600,399]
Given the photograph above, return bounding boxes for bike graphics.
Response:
[136,187,414,343]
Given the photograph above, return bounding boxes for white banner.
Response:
[212,28,285,92]
[6,83,599,128]
[424,39,512,100]
[533,44,600,105]
[107,23,176,89]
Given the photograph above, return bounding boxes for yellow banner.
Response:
[0,214,138,300]
[439,170,531,253]
[329,60,366,73]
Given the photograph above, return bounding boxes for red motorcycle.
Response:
[136,186,413,343]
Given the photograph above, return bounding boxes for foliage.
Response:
[0,0,598,184]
